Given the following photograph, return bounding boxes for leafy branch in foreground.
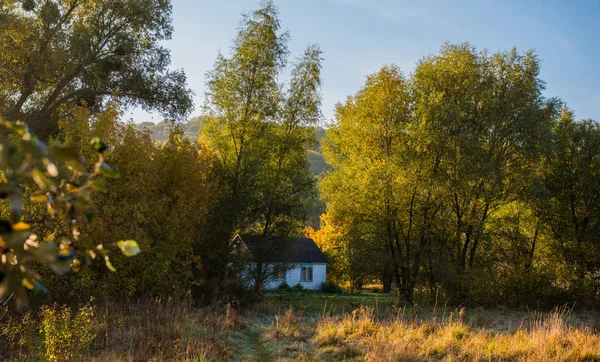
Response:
[0,117,139,306]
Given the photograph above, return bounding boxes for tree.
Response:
[0,0,193,139]
[319,45,560,303]
[200,1,287,298]
[533,109,600,298]
[0,110,139,307]
[202,1,322,296]
[45,104,217,299]
[483,201,552,304]
[308,212,381,293]
[320,65,433,301]
[410,44,558,300]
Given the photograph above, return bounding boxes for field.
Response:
[2,292,600,361]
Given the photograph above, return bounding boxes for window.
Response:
[273,265,286,280]
[301,266,313,282]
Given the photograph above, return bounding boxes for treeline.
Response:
[1,0,598,308]
[134,119,329,177]
[1,1,324,303]
[135,117,206,142]
[310,45,600,306]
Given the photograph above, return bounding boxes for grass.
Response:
[263,291,397,315]
[310,305,600,361]
[1,293,600,361]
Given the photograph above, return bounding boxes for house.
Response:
[232,234,328,290]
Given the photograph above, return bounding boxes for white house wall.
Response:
[262,263,327,290]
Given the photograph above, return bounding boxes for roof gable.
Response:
[236,235,328,264]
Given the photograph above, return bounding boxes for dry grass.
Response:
[2,296,600,361]
[1,298,233,361]
[91,298,232,361]
[313,306,600,361]
[263,308,314,360]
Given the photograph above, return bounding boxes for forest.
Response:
[1,0,599,361]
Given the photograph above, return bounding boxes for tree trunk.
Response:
[253,262,264,296]
[382,267,392,293]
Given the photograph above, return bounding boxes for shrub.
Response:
[0,114,139,304]
[278,282,292,292]
[321,282,343,294]
[2,298,233,361]
[292,284,307,293]
[40,302,97,361]
[0,310,38,359]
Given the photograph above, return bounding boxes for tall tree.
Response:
[533,109,600,297]
[320,45,559,303]
[0,0,193,138]
[320,65,435,301]
[257,45,322,238]
[202,1,322,296]
[412,44,557,299]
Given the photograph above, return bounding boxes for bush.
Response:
[321,282,343,294]
[278,282,292,292]
[0,310,37,359]
[292,284,307,293]
[40,302,97,362]
[0,114,140,304]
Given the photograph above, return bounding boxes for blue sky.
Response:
[128,0,600,124]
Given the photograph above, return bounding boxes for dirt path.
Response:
[248,325,275,362]
[231,318,277,361]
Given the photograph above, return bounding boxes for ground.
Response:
[223,293,600,361]
[229,293,398,361]
[2,292,600,361]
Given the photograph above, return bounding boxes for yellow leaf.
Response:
[22,278,34,290]
[104,256,116,272]
[71,258,81,272]
[117,240,141,257]
[12,222,30,231]
[30,194,49,203]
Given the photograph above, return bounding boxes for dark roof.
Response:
[235,235,328,264]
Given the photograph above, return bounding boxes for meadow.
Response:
[2,292,600,361]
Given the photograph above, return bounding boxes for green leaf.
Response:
[99,163,120,179]
[89,177,106,191]
[33,280,48,299]
[85,209,96,222]
[90,137,109,153]
[32,170,56,192]
[49,259,72,275]
[73,191,92,213]
[117,240,141,256]
[51,144,78,161]
[51,145,86,173]
[4,122,27,135]
[21,138,46,159]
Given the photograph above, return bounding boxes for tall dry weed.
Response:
[313,305,600,361]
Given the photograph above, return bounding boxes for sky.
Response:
[127,0,600,124]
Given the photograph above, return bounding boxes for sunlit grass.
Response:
[2,296,599,361]
[311,306,600,361]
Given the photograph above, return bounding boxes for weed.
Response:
[39,301,97,362]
